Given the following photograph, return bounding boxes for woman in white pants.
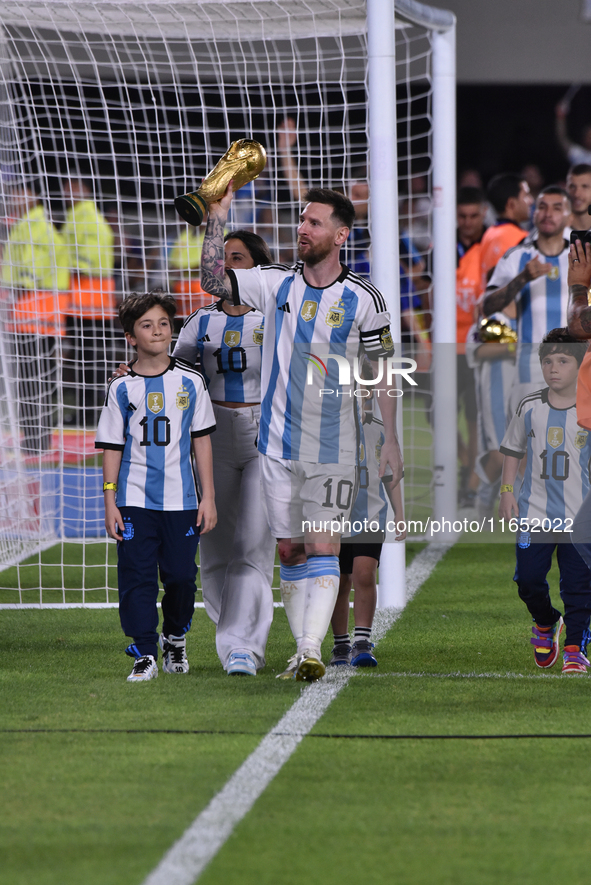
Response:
[173,231,276,675]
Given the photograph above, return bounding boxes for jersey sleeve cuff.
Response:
[499,445,525,459]
[226,268,241,306]
[95,442,126,451]
[191,424,216,438]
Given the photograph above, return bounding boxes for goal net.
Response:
[0,0,448,606]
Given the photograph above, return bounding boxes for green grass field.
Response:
[2,541,590,885]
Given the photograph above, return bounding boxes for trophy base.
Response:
[174,192,208,227]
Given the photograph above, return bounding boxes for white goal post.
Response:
[0,0,455,607]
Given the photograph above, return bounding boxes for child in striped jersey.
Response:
[499,329,591,674]
[96,291,216,682]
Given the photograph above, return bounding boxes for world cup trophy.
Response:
[478,317,518,344]
[175,139,267,227]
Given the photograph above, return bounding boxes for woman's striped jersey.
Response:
[228,262,393,465]
[174,301,264,403]
[95,358,215,510]
[486,236,570,387]
[500,388,591,524]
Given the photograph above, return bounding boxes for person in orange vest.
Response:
[480,173,533,289]
[62,179,115,427]
[456,186,487,507]
[0,184,69,454]
[168,225,217,326]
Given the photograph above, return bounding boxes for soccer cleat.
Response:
[295,650,326,682]
[329,643,353,666]
[227,651,257,676]
[127,655,158,682]
[351,639,378,668]
[530,616,563,668]
[562,645,590,675]
[159,633,189,674]
[276,654,298,680]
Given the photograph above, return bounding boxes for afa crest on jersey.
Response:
[176,384,190,410]
[224,329,241,347]
[301,300,317,322]
[575,430,589,450]
[325,299,345,328]
[147,392,163,414]
[380,329,394,352]
[547,426,563,449]
[252,324,264,345]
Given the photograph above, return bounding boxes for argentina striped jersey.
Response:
[500,388,591,523]
[95,358,215,510]
[345,408,389,537]
[228,262,393,464]
[486,237,569,385]
[174,301,264,402]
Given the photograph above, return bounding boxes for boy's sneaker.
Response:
[159,633,189,674]
[351,640,378,668]
[227,651,257,676]
[296,650,326,682]
[531,616,563,668]
[329,643,353,666]
[562,645,590,675]
[276,654,298,680]
[127,655,158,682]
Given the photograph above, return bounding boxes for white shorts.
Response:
[259,454,357,540]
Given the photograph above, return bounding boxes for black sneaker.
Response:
[329,643,352,666]
[351,640,377,668]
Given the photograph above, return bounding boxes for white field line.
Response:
[141,542,451,885]
[366,670,585,680]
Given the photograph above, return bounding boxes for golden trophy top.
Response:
[478,317,518,344]
[197,139,267,203]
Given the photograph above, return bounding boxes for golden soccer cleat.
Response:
[276,653,298,680]
[175,139,267,227]
[295,652,326,683]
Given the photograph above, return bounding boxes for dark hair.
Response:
[538,328,588,367]
[537,185,570,203]
[223,229,273,266]
[457,186,485,206]
[568,163,591,178]
[119,288,177,337]
[486,173,525,215]
[304,187,355,230]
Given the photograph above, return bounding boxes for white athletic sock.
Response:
[299,555,340,657]
[279,562,308,646]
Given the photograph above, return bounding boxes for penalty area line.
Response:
[141,542,451,885]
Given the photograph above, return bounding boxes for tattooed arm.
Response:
[567,240,591,339]
[199,184,234,302]
[482,255,552,316]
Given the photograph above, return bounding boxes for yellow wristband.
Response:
[103,482,118,492]
[500,484,513,494]
[507,343,516,353]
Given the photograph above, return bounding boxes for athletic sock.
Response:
[299,554,340,657]
[333,632,351,647]
[279,562,308,646]
[354,625,372,644]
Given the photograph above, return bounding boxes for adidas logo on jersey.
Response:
[185,526,195,536]
[278,302,291,313]
[528,429,535,437]
[198,334,211,342]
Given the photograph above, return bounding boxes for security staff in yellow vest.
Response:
[169,226,217,326]
[1,184,69,454]
[62,179,115,427]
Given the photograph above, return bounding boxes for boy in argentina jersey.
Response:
[499,329,591,675]
[96,291,216,682]
[482,187,572,417]
[199,184,403,682]
[330,391,406,668]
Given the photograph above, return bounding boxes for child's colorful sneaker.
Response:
[562,645,590,674]
[530,616,563,668]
